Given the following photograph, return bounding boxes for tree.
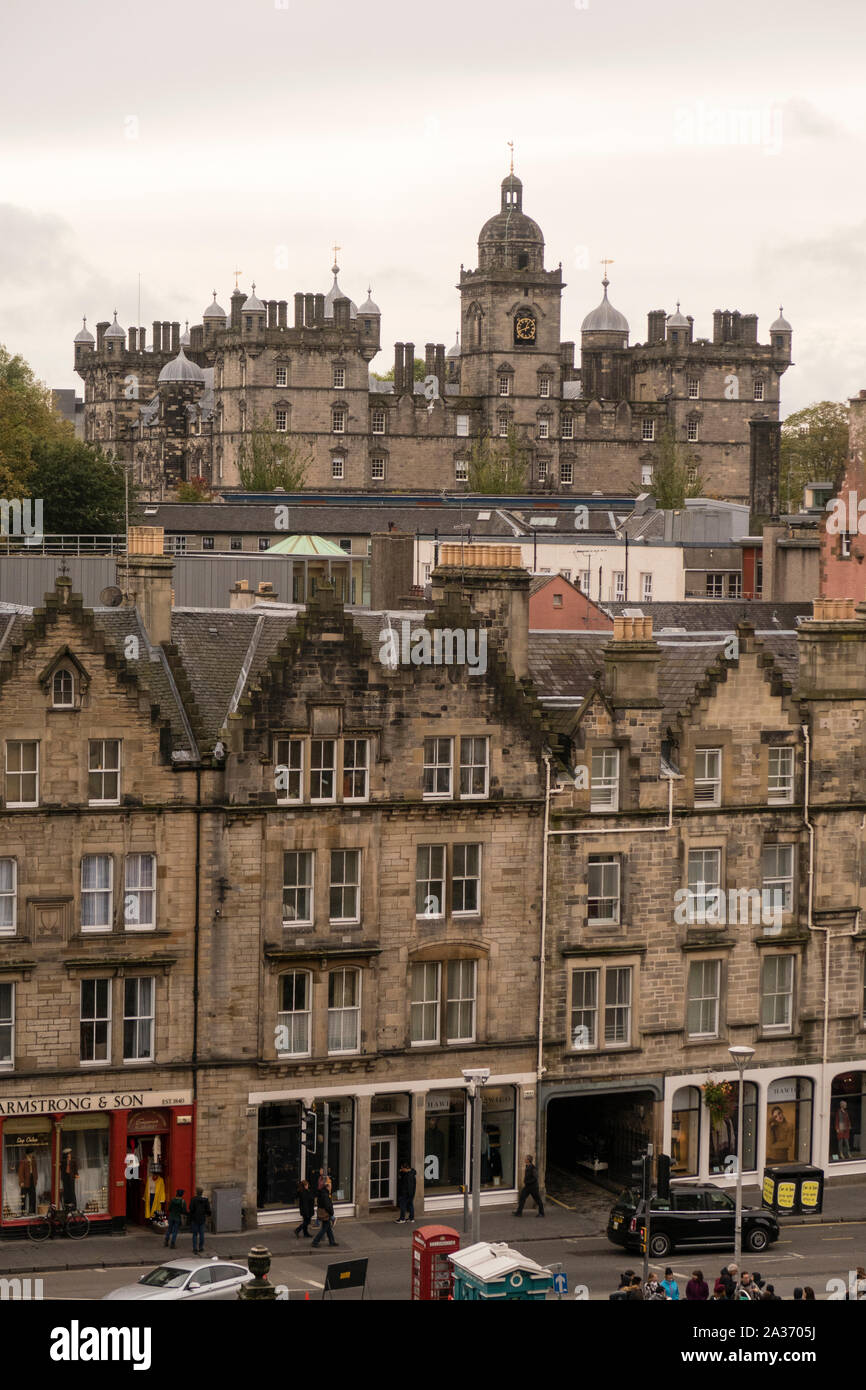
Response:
[236,416,312,492]
[0,344,70,498]
[371,357,426,383]
[646,424,704,508]
[176,476,213,503]
[780,401,848,513]
[28,437,128,534]
[465,426,530,494]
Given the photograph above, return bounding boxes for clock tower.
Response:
[457,170,565,409]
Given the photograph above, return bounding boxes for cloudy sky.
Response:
[3,0,865,414]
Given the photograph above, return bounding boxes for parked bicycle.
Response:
[27,1203,89,1242]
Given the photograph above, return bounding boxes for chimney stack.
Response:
[116,527,174,646]
[304,293,315,327]
[128,327,138,351]
[229,578,256,611]
[603,616,660,704]
[278,300,287,328]
[171,322,180,353]
[431,546,529,679]
[404,343,415,394]
[152,321,162,353]
[394,342,405,395]
[314,293,325,324]
[371,531,414,610]
[749,417,781,520]
[138,326,146,351]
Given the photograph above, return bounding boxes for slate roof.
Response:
[603,601,811,632]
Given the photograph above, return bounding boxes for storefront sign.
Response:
[0,1089,192,1117]
[425,1094,453,1113]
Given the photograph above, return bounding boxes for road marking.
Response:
[821,1236,854,1241]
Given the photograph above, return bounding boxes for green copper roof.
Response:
[265,534,348,557]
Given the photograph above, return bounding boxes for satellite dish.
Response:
[99,586,123,607]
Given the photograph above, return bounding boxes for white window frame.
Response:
[452,843,481,916]
[416,845,445,919]
[570,968,598,1050]
[762,843,794,915]
[642,418,655,441]
[52,669,74,708]
[423,736,453,799]
[591,749,620,812]
[455,459,468,482]
[88,739,121,806]
[604,965,632,1046]
[81,854,113,932]
[123,976,154,1062]
[277,970,312,1057]
[310,739,336,802]
[570,963,633,1050]
[694,747,722,806]
[124,853,156,931]
[282,850,314,926]
[327,968,360,1054]
[274,737,304,804]
[687,377,700,400]
[768,746,794,805]
[687,959,721,1038]
[0,981,13,1069]
[539,377,551,399]
[498,375,510,397]
[706,572,724,598]
[561,415,574,441]
[497,412,509,438]
[409,961,440,1046]
[538,421,550,441]
[275,409,287,432]
[754,379,764,402]
[371,456,385,481]
[641,464,654,486]
[331,457,344,479]
[687,418,700,442]
[445,959,476,1044]
[275,366,287,388]
[641,572,653,602]
[587,855,620,924]
[613,571,625,601]
[333,365,346,390]
[371,408,386,435]
[80,978,111,1065]
[456,414,470,438]
[761,954,794,1035]
[0,859,16,935]
[686,847,722,922]
[560,460,573,484]
[332,406,346,434]
[342,738,369,803]
[6,740,38,808]
[459,736,489,799]
[329,849,360,924]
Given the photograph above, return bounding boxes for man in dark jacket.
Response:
[165,1189,187,1249]
[295,1179,315,1238]
[396,1163,417,1224]
[311,1180,337,1249]
[513,1155,544,1216]
[188,1188,211,1254]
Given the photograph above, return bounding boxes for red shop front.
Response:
[1,1087,195,1233]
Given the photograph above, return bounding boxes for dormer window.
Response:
[52,669,74,708]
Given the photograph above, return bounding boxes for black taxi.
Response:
[606,1182,779,1259]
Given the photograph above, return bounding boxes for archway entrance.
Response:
[545,1089,656,1190]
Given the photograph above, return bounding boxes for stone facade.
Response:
[73,172,792,504]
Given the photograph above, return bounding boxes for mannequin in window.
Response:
[18,1148,38,1214]
[834,1100,852,1160]
[61,1148,79,1209]
[767,1105,792,1163]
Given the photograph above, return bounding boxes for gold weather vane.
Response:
[601,256,614,281]
[508,140,514,175]
[332,243,341,271]
[233,268,243,289]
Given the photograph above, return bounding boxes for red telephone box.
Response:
[411,1225,460,1300]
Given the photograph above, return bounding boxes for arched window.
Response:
[327,968,360,1054]
[277,971,311,1057]
[52,669,74,708]
[671,1085,701,1176]
[709,1080,757,1174]
[830,1072,866,1162]
[766,1077,813,1164]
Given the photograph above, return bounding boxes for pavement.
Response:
[3,1174,865,1277]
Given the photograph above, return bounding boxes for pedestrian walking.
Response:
[164,1188,187,1249]
[660,1267,680,1300]
[295,1179,315,1238]
[396,1162,416,1224]
[513,1155,544,1216]
[188,1187,211,1254]
[311,1179,337,1249]
[686,1269,709,1301]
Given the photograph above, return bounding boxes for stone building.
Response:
[73,171,792,504]
[2,531,861,1235]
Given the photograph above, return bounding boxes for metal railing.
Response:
[0,535,127,556]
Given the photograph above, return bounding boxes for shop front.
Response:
[0,1087,194,1233]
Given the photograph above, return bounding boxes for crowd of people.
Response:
[609,1262,855,1300]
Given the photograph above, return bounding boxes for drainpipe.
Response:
[546,770,675,839]
[536,751,552,1178]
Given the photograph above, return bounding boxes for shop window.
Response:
[277,971,311,1057]
[123,977,155,1061]
[88,739,121,805]
[5,740,38,807]
[342,739,369,801]
[424,1090,467,1194]
[329,851,360,924]
[257,1103,301,1210]
[52,669,74,707]
[687,959,721,1038]
[282,851,314,926]
[590,749,619,812]
[124,853,156,930]
[0,859,16,934]
[81,854,113,931]
[423,737,453,798]
[0,981,13,1068]
[829,1072,866,1162]
[60,1114,110,1215]
[410,962,441,1044]
[459,737,489,798]
[481,1086,516,1190]
[3,1117,52,1219]
[327,968,360,1052]
[80,978,111,1063]
[694,747,721,806]
[761,954,794,1034]
[709,1080,757,1174]
[766,1076,813,1164]
[671,1085,701,1176]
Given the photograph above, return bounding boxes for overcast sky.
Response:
[3,0,865,414]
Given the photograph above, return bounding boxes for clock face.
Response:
[515,315,537,344]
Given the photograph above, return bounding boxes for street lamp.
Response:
[729,1045,756,1269]
[462,1067,490,1246]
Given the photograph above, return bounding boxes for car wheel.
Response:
[649,1232,672,1258]
[747,1226,769,1253]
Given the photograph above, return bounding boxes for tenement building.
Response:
[2,533,862,1231]
[72,170,792,504]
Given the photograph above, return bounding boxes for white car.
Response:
[102,1257,254,1301]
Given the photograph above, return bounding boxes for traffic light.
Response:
[657,1152,671,1201]
[631,1152,651,1201]
[300,1108,317,1153]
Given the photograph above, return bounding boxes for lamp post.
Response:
[461,1067,490,1246]
[729,1045,756,1270]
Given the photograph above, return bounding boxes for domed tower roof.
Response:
[324,260,358,319]
[74,316,95,344]
[770,305,792,332]
[666,301,689,328]
[179,321,191,347]
[478,171,545,267]
[581,278,629,334]
[157,347,205,385]
[242,283,265,313]
[203,292,227,319]
[358,287,380,314]
[446,331,461,358]
[104,312,125,340]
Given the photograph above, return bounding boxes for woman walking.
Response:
[295,1179,315,1239]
